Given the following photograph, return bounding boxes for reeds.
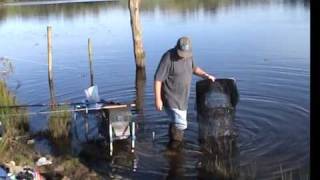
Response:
[48,105,71,139]
[0,80,30,164]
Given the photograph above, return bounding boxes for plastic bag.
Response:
[84,85,100,103]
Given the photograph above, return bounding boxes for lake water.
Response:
[0,0,310,179]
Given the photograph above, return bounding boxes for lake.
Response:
[0,0,310,179]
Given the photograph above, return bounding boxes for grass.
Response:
[0,80,32,165]
[0,57,35,166]
[0,80,95,178]
[48,105,71,139]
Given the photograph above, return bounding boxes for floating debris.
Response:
[27,139,35,145]
[0,57,14,79]
[36,157,52,167]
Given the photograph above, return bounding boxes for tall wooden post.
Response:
[48,75,56,106]
[88,38,94,86]
[129,0,145,68]
[47,26,56,106]
[47,26,53,82]
[135,68,146,112]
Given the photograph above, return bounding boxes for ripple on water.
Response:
[235,95,309,175]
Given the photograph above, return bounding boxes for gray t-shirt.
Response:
[154,48,197,110]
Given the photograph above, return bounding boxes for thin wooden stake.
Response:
[88,38,94,86]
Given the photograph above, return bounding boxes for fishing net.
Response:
[71,108,103,143]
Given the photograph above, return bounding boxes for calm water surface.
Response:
[0,0,309,179]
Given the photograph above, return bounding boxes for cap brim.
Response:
[177,48,192,58]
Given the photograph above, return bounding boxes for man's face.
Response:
[175,48,187,60]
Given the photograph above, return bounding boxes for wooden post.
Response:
[128,0,145,68]
[88,38,94,86]
[47,26,56,106]
[135,67,146,112]
[47,26,53,82]
[48,76,56,106]
[129,0,146,112]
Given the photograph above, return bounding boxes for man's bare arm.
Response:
[193,67,215,82]
[154,80,163,111]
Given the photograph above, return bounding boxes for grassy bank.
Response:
[48,105,71,139]
[0,80,32,165]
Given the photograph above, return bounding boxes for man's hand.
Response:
[206,74,215,82]
[202,73,215,82]
[155,98,163,111]
[193,67,215,82]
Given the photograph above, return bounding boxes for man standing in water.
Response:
[154,36,215,145]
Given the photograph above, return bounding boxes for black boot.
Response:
[169,124,184,142]
[168,124,184,150]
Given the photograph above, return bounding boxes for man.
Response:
[154,36,215,144]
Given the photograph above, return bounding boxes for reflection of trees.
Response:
[123,0,309,15]
[0,0,309,24]
[283,0,309,7]
[0,1,119,23]
[0,7,7,25]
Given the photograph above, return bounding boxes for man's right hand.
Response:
[155,98,163,111]
[154,80,163,111]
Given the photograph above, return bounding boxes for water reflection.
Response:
[165,145,186,180]
[0,1,120,23]
[76,140,137,178]
[71,131,137,178]
[135,67,146,113]
[283,0,309,7]
[196,79,240,179]
[0,0,309,24]
[70,104,137,174]
[198,108,239,179]
[128,0,309,15]
[48,75,56,106]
